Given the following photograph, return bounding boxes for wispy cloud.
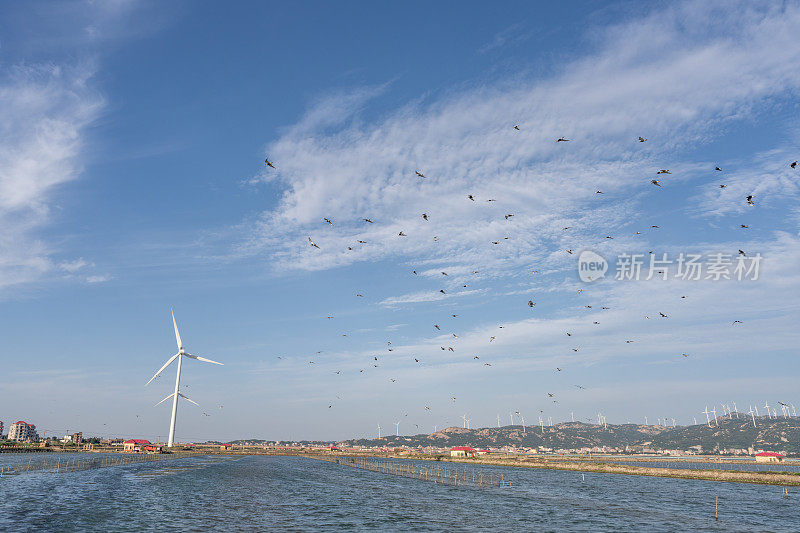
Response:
[238,0,800,289]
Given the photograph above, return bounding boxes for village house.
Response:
[450,446,476,458]
[123,439,151,452]
[755,451,784,463]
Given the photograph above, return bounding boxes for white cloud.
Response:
[239,0,800,287]
[0,63,103,293]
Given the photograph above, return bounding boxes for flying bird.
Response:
[505,214,514,220]
[746,195,754,206]
[719,184,727,188]
[422,213,428,221]
[489,336,496,342]
[415,171,425,178]
[556,137,569,142]
[528,300,535,307]
[264,158,275,168]
[363,218,373,223]
[657,169,671,174]
[659,312,668,318]
[467,194,475,201]
[323,218,333,225]
[308,237,320,249]
[398,231,407,237]
[791,161,797,169]
[434,324,440,330]
[651,179,661,187]
[740,224,749,229]
[715,166,722,171]
[514,125,520,130]
[738,249,746,256]
[638,136,647,142]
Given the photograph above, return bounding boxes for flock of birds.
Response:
[262,139,798,434]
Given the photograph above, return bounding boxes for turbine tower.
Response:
[377,423,381,439]
[394,421,400,436]
[146,310,223,447]
[497,414,501,428]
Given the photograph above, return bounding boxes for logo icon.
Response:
[578,250,607,282]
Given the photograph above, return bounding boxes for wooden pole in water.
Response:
[715,496,718,521]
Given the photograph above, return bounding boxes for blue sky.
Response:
[1,0,799,442]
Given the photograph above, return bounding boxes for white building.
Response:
[8,421,38,442]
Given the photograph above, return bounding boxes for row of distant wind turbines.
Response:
[374,401,797,439]
[145,310,223,447]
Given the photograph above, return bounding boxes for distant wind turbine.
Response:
[377,423,381,439]
[395,421,400,436]
[146,310,223,447]
[748,406,757,428]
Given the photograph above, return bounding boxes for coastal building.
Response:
[123,439,151,452]
[72,432,83,445]
[477,449,490,455]
[8,421,38,442]
[450,446,476,458]
[755,451,784,463]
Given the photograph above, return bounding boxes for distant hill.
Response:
[337,417,800,454]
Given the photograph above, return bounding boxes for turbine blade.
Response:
[154,392,175,407]
[145,353,179,386]
[171,309,183,350]
[178,392,199,406]
[184,353,223,365]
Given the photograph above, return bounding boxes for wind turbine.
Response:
[702,406,711,427]
[497,414,501,428]
[748,406,757,428]
[792,404,797,417]
[764,401,771,419]
[571,411,574,423]
[146,310,223,447]
[377,423,381,438]
[754,405,759,417]
[645,416,648,425]
[732,401,739,418]
[462,414,468,429]
[711,406,717,426]
[394,421,400,436]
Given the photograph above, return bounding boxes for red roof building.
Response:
[123,439,151,452]
[450,446,476,458]
[755,451,785,463]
